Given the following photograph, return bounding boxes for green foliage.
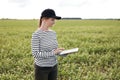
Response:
[0,19,120,80]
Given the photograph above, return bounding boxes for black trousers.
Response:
[34,64,58,80]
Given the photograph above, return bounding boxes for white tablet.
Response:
[59,48,79,55]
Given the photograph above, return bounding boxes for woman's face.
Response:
[45,18,55,27]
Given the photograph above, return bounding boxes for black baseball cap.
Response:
[41,9,61,20]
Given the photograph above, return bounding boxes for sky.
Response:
[0,0,120,19]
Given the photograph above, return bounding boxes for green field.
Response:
[0,19,120,80]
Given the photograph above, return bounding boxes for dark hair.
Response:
[39,17,42,27]
[39,17,49,27]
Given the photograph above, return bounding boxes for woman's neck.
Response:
[39,27,48,31]
[39,24,49,31]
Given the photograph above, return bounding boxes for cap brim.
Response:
[53,16,61,20]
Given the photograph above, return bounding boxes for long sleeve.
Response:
[31,30,58,67]
[31,33,55,58]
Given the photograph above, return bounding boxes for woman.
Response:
[31,9,64,80]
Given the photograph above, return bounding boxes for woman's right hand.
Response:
[54,48,64,55]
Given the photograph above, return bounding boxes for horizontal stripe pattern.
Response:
[31,29,58,67]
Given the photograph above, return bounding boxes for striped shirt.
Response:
[31,29,58,67]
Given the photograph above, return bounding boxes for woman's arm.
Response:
[32,50,55,58]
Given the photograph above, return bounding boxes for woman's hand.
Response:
[54,48,64,55]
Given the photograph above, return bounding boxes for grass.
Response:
[0,19,120,80]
